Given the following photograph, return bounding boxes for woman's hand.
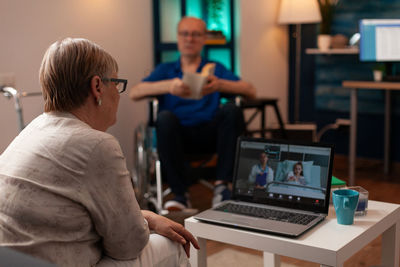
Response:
[142,210,200,257]
[169,78,191,97]
[202,75,220,96]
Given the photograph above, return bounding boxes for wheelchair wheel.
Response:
[133,123,149,207]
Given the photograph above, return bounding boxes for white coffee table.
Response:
[185,200,400,267]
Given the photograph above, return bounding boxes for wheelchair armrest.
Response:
[148,98,159,126]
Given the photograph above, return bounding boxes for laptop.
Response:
[194,137,335,237]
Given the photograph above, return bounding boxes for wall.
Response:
[239,0,288,131]
[0,0,153,172]
[0,0,288,172]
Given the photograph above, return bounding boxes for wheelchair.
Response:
[132,99,166,214]
[132,97,242,214]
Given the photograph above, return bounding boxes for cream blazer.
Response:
[0,112,149,266]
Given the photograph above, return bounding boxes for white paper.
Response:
[182,72,207,100]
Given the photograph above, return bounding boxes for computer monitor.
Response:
[359,19,400,80]
[359,19,400,62]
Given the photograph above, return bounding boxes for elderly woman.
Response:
[0,38,198,266]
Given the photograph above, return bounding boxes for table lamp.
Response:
[278,0,321,122]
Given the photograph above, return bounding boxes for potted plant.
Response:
[317,0,339,50]
[206,0,224,32]
[373,64,386,82]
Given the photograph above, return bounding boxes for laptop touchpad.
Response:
[222,215,253,225]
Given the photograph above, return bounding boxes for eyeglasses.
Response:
[178,31,205,39]
[102,78,128,94]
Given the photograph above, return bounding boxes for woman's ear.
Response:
[90,75,103,99]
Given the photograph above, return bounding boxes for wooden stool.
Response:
[241,98,287,139]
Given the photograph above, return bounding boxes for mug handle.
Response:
[343,198,349,209]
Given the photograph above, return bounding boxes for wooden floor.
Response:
[185,154,400,266]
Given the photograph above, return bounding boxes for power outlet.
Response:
[0,72,16,88]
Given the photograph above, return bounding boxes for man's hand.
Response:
[202,75,220,96]
[142,210,200,257]
[169,78,191,97]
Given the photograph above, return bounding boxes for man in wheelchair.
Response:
[130,17,256,211]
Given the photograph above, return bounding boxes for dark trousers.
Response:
[156,103,245,197]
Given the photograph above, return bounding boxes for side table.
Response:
[185,200,400,267]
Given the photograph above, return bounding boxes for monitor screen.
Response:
[359,19,400,62]
[232,138,334,213]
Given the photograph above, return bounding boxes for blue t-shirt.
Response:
[143,58,239,126]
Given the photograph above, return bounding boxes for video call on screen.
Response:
[234,141,332,207]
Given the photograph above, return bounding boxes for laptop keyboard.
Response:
[215,203,318,225]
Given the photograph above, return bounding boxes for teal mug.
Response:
[332,189,359,225]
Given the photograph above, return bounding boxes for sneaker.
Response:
[212,183,231,208]
[164,194,192,212]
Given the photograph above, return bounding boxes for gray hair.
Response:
[39,38,118,112]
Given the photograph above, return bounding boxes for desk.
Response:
[185,200,400,267]
[342,81,400,186]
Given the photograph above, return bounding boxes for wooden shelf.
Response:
[306,47,359,55]
[205,39,227,45]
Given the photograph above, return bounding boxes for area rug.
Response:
[207,248,299,267]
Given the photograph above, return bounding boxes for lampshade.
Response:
[278,0,322,24]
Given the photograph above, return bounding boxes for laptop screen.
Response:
[232,137,334,214]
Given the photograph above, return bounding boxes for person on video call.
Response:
[130,17,256,210]
[248,152,274,189]
[285,162,306,185]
